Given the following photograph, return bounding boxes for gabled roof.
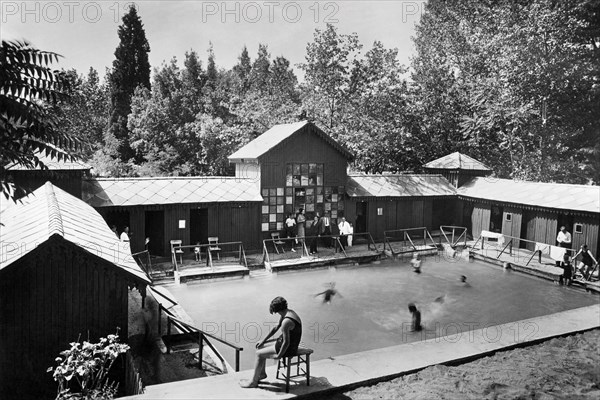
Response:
[458,177,600,214]
[82,176,262,207]
[423,152,491,171]
[228,121,354,162]
[347,174,456,198]
[6,148,91,171]
[0,182,150,282]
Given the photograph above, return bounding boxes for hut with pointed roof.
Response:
[423,151,492,187]
[0,182,150,398]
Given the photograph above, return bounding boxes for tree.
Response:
[299,24,362,131]
[0,40,80,200]
[411,0,600,183]
[106,5,151,163]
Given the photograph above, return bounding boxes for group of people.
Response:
[284,209,354,255]
[555,226,598,285]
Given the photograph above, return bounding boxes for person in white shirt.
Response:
[556,226,572,248]
[284,213,297,252]
[556,226,571,267]
[338,217,352,249]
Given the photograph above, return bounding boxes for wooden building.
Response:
[457,177,600,255]
[228,121,354,238]
[345,174,457,240]
[0,182,150,398]
[82,176,263,254]
[5,149,91,199]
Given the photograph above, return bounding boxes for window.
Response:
[574,223,583,234]
[505,213,512,222]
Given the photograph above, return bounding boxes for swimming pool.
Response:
[166,256,599,371]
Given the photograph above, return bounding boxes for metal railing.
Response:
[170,242,248,272]
[439,226,468,249]
[470,233,577,267]
[262,232,379,264]
[383,227,437,256]
[163,312,243,372]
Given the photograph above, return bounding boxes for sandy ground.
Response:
[331,329,600,400]
[128,289,221,386]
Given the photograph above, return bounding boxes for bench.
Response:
[276,347,313,393]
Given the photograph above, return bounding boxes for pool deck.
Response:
[123,304,600,399]
[469,246,600,294]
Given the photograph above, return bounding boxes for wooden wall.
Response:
[98,202,263,255]
[259,124,349,189]
[345,197,455,240]
[501,207,523,247]
[471,203,491,238]
[11,170,85,200]
[0,237,133,398]
[573,215,599,255]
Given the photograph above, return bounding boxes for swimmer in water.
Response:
[460,275,471,287]
[315,282,342,304]
[410,254,422,274]
[408,303,422,332]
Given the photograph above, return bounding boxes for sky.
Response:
[1,0,426,80]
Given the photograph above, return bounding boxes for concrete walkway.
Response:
[123,304,600,399]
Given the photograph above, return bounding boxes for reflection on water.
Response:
[166,257,599,371]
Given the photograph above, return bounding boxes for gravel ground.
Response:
[329,329,600,400]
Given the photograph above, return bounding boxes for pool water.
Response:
[166,257,599,371]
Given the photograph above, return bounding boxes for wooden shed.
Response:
[5,149,91,199]
[0,182,150,398]
[423,152,492,188]
[345,174,457,240]
[458,177,600,254]
[82,176,263,254]
[228,121,354,237]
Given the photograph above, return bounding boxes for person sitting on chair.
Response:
[240,297,302,388]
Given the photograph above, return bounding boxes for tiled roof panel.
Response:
[347,174,456,197]
[82,177,263,207]
[458,177,600,214]
[424,152,491,171]
[0,182,150,282]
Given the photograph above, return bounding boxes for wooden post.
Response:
[235,349,240,372]
[198,332,203,370]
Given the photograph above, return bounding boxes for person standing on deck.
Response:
[285,213,297,252]
[296,208,306,248]
[338,217,351,250]
[556,226,572,266]
[319,211,333,248]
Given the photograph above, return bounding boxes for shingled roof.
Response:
[423,152,491,171]
[82,176,263,207]
[0,182,150,282]
[346,174,456,198]
[458,177,600,214]
[228,121,354,162]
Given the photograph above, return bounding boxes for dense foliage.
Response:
[47,1,600,184]
[0,39,80,200]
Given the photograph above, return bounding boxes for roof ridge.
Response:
[471,176,600,189]
[45,182,64,238]
[85,176,240,182]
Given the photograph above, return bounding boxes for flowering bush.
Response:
[47,330,130,400]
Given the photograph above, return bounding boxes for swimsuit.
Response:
[275,314,302,357]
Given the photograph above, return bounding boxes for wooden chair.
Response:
[271,232,286,254]
[170,240,184,266]
[208,237,221,260]
[276,346,313,393]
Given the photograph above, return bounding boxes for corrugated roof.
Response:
[0,182,150,282]
[458,177,600,214]
[82,177,263,207]
[347,174,456,197]
[228,121,354,162]
[6,148,91,171]
[423,152,491,171]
